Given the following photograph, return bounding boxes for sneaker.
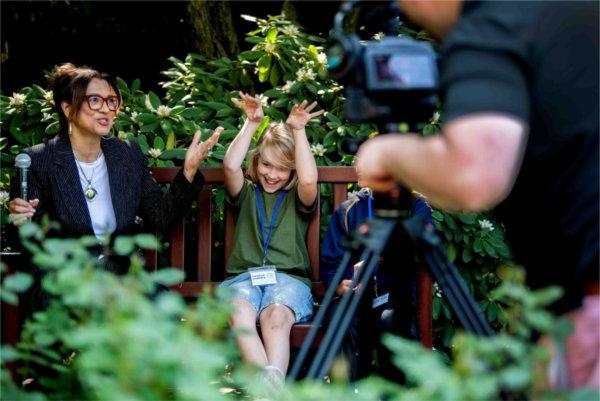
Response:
[253,365,284,399]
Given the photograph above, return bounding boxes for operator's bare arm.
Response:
[355,113,527,211]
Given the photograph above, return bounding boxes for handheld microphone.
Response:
[15,153,31,201]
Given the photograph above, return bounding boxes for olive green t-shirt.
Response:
[225,180,315,288]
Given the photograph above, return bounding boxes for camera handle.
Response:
[288,207,494,381]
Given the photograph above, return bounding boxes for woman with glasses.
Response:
[8,63,221,273]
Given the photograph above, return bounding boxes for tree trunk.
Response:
[187,0,239,58]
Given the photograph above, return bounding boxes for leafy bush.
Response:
[3,222,592,401]
[1,222,238,400]
[431,210,512,346]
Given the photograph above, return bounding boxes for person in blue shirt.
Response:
[320,186,432,381]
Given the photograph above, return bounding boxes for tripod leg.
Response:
[306,249,378,379]
[424,248,494,336]
[288,251,354,381]
[315,254,380,379]
[403,216,494,336]
[305,218,400,380]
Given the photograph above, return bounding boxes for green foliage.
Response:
[0,269,33,305]
[3,222,590,401]
[158,13,374,168]
[0,86,58,237]
[0,85,58,156]
[429,208,512,347]
[2,222,238,400]
[373,266,585,401]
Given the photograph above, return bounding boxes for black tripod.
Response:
[288,188,494,381]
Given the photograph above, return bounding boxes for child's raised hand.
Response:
[286,100,324,131]
[231,91,264,123]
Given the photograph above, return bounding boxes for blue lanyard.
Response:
[367,194,377,290]
[255,187,287,265]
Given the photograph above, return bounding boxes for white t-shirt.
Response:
[75,153,117,241]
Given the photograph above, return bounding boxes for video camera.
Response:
[326,0,439,125]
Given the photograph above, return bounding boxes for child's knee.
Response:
[260,304,295,329]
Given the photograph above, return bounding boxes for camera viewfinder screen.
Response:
[374,53,434,88]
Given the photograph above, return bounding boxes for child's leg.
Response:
[260,273,314,375]
[231,299,269,367]
[220,273,268,367]
[259,303,295,374]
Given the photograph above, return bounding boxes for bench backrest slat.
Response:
[197,185,212,282]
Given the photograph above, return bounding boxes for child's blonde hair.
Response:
[247,121,298,190]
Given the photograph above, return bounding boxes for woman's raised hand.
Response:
[183,126,223,183]
[286,100,324,131]
[231,91,264,123]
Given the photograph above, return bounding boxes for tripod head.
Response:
[371,185,413,219]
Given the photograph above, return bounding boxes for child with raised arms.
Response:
[221,91,324,389]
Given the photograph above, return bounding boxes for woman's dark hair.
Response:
[48,63,121,135]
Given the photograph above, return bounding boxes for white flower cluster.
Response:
[257,94,269,106]
[478,219,495,231]
[130,111,139,121]
[118,131,127,139]
[156,105,171,117]
[43,90,54,104]
[310,143,325,157]
[433,282,443,298]
[9,93,26,108]
[327,84,343,93]
[316,52,327,66]
[281,81,295,93]
[431,111,440,124]
[264,43,277,54]
[316,85,343,99]
[281,25,300,37]
[148,148,162,158]
[372,32,385,41]
[296,67,316,82]
[0,191,9,207]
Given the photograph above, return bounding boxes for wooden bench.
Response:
[147,166,433,349]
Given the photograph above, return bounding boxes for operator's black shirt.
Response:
[440,1,599,313]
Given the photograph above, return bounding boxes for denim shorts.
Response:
[219,271,313,323]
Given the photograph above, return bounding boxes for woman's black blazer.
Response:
[18,134,204,238]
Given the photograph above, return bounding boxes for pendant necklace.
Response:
[74,150,102,201]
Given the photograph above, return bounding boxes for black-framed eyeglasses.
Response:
[85,94,120,111]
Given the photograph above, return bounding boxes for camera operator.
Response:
[356,0,598,389]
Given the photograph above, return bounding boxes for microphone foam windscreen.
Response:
[15,153,32,169]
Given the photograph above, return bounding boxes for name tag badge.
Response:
[372,292,389,309]
[249,266,277,286]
